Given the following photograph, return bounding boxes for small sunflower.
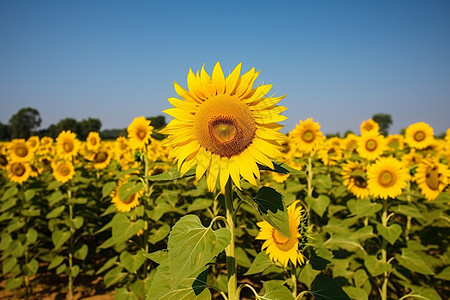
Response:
[317,137,342,166]
[357,131,387,160]
[56,130,80,159]
[386,134,405,151]
[111,178,143,212]
[90,147,112,169]
[52,160,75,183]
[256,200,306,268]
[7,161,32,184]
[290,118,324,155]
[27,136,40,152]
[160,62,287,192]
[0,153,8,169]
[405,122,434,150]
[414,158,449,201]
[8,139,34,162]
[401,148,423,169]
[342,133,359,155]
[360,119,379,134]
[367,157,409,199]
[127,116,153,150]
[86,132,101,151]
[341,160,370,199]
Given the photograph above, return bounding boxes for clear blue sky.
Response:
[1,0,449,135]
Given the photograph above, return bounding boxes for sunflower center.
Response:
[120,192,136,204]
[302,130,315,143]
[63,141,74,153]
[365,139,377,151]
[272,229,297,252]
[136,128,147,140]
[90,138,98,146]
[378,170,395,188]
[0,154,7,167]
[425,167,440,190]
[194,95,256,158]
[364,123,374,131]
[353,176,368,188]
[414,131,425,142]
[94,151,108,163]
[60,165,71,176]
[16,145,29,157]
[13,163,26,176]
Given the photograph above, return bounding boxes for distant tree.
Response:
[79,118,102,140]
[8,107,42,139]
[147,115,167,129]
[0,121,11,140]
[325,132,341,138]
[344,130,354,137]
[56,118,81,136]
[372,113,392,136]
[100,128,127,140]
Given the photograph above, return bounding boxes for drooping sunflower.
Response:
[317,137,343,166]
[86,131,101,151]
[341,160,370,199]
[56,130,80,159]
[7,161,32,184]
[8,139,34,162]
[160,62,287,192]
[127,116,153,150]
[290,118,324,155]
[256,200,306,268]
[367,157,409,199]
[111,178,143,212]
[405,122,434,150]
[357,131,387,161]
[342,133,359,155]
[90,146,113,169]
[414,158,449,201]
[52,160,75,183]
[360,119,379,134]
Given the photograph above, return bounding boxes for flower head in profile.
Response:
[256,200,306,268]
[414,158,449,201]
[111,178,143,212]
[405,122,434,150]
[56,130,80,159]
[160,62,287,192]
[341,160,370,199]
[127,117,153,150]
[367,157,409,199]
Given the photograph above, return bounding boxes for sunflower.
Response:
[357,131,387,160]
[256,200,306,268]
[90,147,112,169]
[386,134,405,151]
[414,158,449,201]
[27,136,40,152]
[52,160,75,183]
[56,130,80,159]
[86,132,101,151]
[160,62,287,192]
[341,160,370,199]
[342,133,359,155]
[367,157,409,199]
[290,118,324,155]
[127,116,153,150]
[405,122,434,150]
[317,137,342,166]
[8,139,34,162]
[7,161,32,184]
[111,178,142,212]
[360,119,379,134]
[401,148,423,169]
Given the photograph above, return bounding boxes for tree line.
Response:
[0,107,167,141]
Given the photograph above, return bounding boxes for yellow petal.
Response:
[247,143,274,169]
[237,151,257,186]
[207,154,220,192]
[252,138,281,159]
[212,62,225,95]
[225,63,241,94]
[174,81,202,103]
[187,69,206,100]
[163,108,194,122]
[200,65,215,98]
[234,68,256,96]
[228,155,241,189]
[219,157,230,193]
[255,128,286,141]
[242,84,272,104]
[167,97,198,112]
[251,95,286,110]
[195,148,211,182]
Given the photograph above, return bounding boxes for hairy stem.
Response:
[224,179,236,300]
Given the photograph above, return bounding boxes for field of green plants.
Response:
[1,64,449,300]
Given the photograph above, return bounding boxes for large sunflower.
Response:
[357,131,387,160]
[256,200,306,268]
[160,62,287,192]
[56,130,80,159]
[7,161,32,184]
[367,157,409,199]
[52,160,75,183]
[127,116,153,150]
[414,158,449,201]
[405,122,434,150]
[290,118,324,154]
[8,139,34,162]
[341,160,370,199]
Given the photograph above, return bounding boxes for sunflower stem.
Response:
[381,198,389,300]
[405,181,412,241]
[307,156,313,197]
[291,266,298,297]
[224,178,237,300]
[68,189,74,300]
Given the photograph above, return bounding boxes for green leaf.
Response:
[115,287,139,300]
[148,223,171,244]
[347,198,382,218]
[259,280,295,300]
[309,251,331,271]
[104,266,127,288]
[392,205,425,220]
[74,244,88,260]
[258,161,305,176]
[192,267,209,296]
[118,181,144,204]
[236,187,290,238]
[244,251,273,276]
[343,287,368,300]
[187,198,213,213]
[0,233,12,250]
[46,206,66,219]
[146,165,195,181]
[310,275,351,300]
[435,266,450,280]
[395,248,434,275]
[364,255,392,277]
[99,213,145,249]
[168,215,231,288]
[1,197,17,213]
[120,250,146,274]
[71,264,80,278]
[313,174,332,190]
[25,228,38,246]
[23,259,39,276]
[52,230,71,250]
[56,263,67,275]
[377,223,402,245]
[96,256,118,275]
[144,250,168,265]
[353,269,368,288]
[299,263,320,289]
[5,276,23,291]
[48,255,64,270]
[2,186,18,201]
[102,181,117,198]
[3,257,17,275]
[305,195,330,217]
[24,189,36,201]
[73,216,84,229]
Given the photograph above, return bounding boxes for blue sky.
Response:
[1,0,449,135]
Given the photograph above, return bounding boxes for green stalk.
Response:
[224,179,236,300]
[68,189,74,300]
[142,153,151,277]
[307,156,313,197]
[405,181,412,241]
[291,266,298,297]
[381,199,388,300]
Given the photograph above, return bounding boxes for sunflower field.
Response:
[1,63,449,300]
